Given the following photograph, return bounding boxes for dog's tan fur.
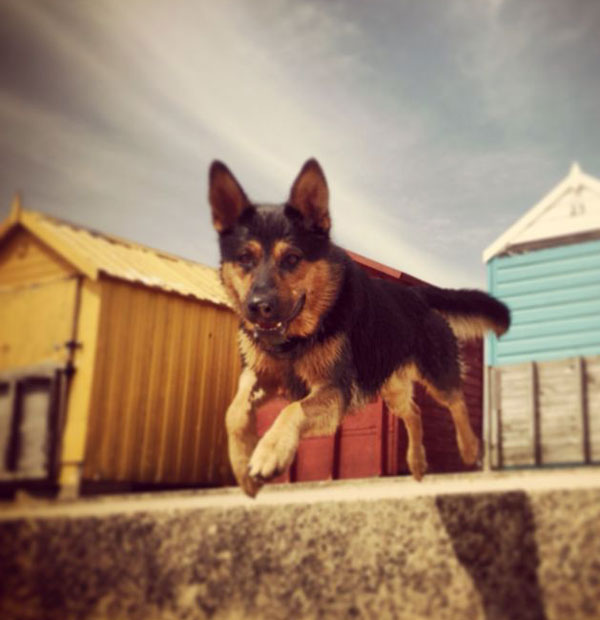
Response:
[439,312,504,340]
[230,331,349,492]
[209,158,504,497]
[285,259,343,338]
[294,334,346,386]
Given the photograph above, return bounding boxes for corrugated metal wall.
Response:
[83,277,239,487]
[487,239,600,366]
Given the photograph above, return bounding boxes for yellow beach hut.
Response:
[0,197,239,497]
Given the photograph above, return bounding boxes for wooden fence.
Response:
[487,355,600,468]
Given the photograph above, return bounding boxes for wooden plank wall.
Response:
[489,354,599,467]
[83,277,240,487]
[538,357,583,463]
[486,240,600,366]
[587,356,600,462]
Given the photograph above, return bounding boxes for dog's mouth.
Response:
[251,293,306,344]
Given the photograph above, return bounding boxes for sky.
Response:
[1,0,599,287]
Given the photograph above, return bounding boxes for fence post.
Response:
[492,367,502,469]
[576,357,590,464]
[483,365,492,471]
[530,361,541,466]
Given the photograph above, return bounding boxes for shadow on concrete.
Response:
[436,491,546,620]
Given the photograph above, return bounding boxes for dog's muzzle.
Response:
[251,293,306,345]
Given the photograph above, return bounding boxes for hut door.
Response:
[0,277,79,482]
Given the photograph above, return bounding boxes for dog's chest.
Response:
[293,334,346,385]
[239,329,352,400]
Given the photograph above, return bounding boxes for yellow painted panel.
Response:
[0,277,78,371]
[177,304,207,484]
[137,290,173,482]
[58,279,102,491]
[173,301,203,482]
[116,286,157,480]
[81,280,114,477]
[98,282,136,476]
[0,228,76,289]
[156,296,187,481]
[84,278,239,487]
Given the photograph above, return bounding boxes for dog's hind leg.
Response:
[415,312,480,467]
[420,380,480,467]
[381,365,428,481]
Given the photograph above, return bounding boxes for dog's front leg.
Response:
[225,367,269,497]
[248,385,343,483]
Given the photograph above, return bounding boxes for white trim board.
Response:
[483,163,600,263]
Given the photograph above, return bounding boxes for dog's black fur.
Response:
[210,158,510,497]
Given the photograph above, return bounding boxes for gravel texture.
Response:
[0,472,599,619]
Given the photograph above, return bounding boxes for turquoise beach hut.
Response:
[483,163,600,469]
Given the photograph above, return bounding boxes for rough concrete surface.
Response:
[0,470,599,620]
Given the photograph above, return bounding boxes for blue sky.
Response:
[1,0,599,286]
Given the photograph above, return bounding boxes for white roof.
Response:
[483,163,600,262]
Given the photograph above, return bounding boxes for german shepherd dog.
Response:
[209,159,510,497]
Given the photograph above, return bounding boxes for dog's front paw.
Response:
[248,423,299,483]
[228,434,263,498]
[238,472,263,498]
[230,453,263,498]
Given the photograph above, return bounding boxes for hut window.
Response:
[0,369,63,480]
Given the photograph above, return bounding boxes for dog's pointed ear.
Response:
[209,161,250,233]
[288,159,330,234]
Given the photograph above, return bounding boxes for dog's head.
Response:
[209,159,342,348]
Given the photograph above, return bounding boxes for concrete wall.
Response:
[1,469,599,620]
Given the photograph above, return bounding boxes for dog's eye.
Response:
[237,251,255,268]
[281,252,302,270]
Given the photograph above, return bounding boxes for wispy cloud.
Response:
[1,0,599,286]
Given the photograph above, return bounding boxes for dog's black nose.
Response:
[247,295,278,321]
